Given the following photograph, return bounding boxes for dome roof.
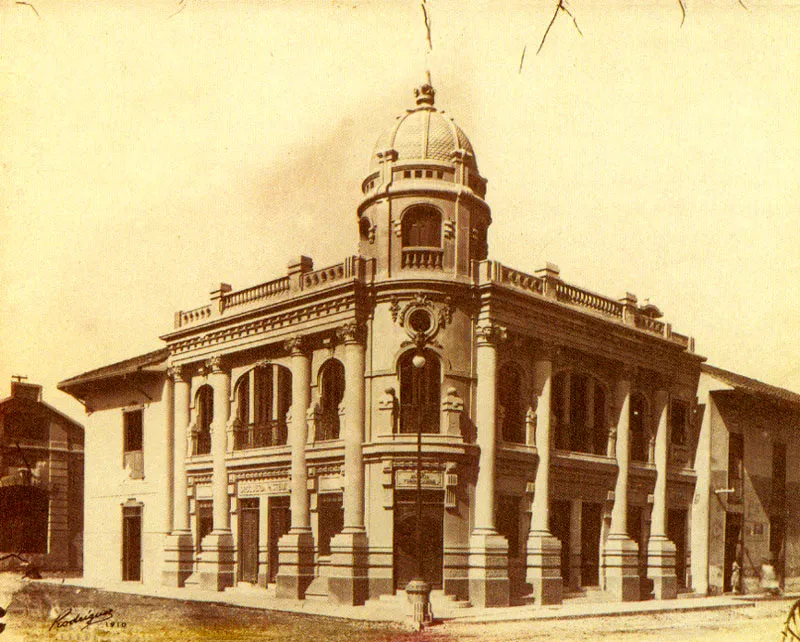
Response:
[369,79,478,174]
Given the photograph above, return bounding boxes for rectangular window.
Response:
[123,409,144,479]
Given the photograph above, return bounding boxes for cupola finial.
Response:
[414,70,435,106]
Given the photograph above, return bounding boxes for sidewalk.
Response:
[38,576,759,625]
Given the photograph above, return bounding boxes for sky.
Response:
[1,0,798,421]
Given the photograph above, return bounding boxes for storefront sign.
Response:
[238,479,289,497]
[395,470,443,489]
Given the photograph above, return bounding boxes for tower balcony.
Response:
[401,247,443,270]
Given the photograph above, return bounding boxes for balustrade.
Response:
[401,247,443,269]
[232,421,288,450]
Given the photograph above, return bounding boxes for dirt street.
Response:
[1,581,796,642]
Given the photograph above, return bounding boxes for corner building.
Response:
[62,81,720,607]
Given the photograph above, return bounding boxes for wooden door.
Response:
[549,500,571,585]
[122,505,142,582]
[393,490,444,590]
[239,498,260,584]
[268,496,291,583]
[581,502,602,587]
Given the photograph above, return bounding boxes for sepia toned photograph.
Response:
[1,1,799,640]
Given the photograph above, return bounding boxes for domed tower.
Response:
[357,76,491,281]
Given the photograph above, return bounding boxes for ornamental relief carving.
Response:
[388,294,454,345]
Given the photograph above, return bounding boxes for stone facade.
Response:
[59,80,800,607]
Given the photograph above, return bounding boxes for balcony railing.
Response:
[401,247,443,270]
[192,431,211,456]
[233,421,288,450]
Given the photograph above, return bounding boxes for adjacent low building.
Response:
[58,79,800,607]
[0,379,84,571]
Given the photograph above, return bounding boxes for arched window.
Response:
[398,350,441,434]
[318,359,345,441]
[402,206,441,248]
[236,376,250,425]
[359,217,372,242]
[630,393,648,462]
[551,372,608,455]
[498,364,524,443]
[251,365,292,447]
[195,385,213,455]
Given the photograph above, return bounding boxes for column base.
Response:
[604,533,640,602]
[468,529,510,608]
[162,532,195,588]
[526,530,563,605]
[275,529,315,600]
[196,531,235,592]
[328,529,369,606]
[647,535,678,600]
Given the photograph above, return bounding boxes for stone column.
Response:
[526,350,562,604]
[604,371,640,601]
[162,366,194,587]
[329,322,370,605]
[469,322,510,607]
[197,356,235,591]
[276,336,315,599]
[647,389,677,599]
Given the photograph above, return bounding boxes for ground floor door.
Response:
[394,490,443,590]
[549,500,571,585]
[723,513,742,592]
[668,508,688,589]
[268,495,290,584]
[239,498,259,584]
[122,505,142,582]
[581,502,602,587]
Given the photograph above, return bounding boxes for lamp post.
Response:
[406,350,432,628]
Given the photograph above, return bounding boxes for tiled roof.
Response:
[701,364,800,407]
[58,348,169,391]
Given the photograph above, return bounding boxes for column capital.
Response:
[284,335,308,356]
[206,355,227,374]
[337,320,366,345]
[476,322,507,346]
[167,364,188,383]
